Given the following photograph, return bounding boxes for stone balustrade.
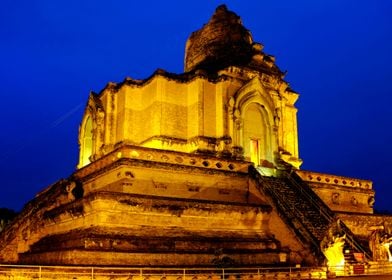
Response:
[297,170,372,190]
[75,144,250,180]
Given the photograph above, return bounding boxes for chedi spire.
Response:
[185,5,254,72]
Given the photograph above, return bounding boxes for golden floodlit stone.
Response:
[1,5,392,272]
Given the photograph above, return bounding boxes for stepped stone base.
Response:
[26,226,279,253]
[19,227,285,266]
[21,226,283,266]
[10,187,289,267]
[20,250,285,267]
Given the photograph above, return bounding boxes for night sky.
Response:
[1,1,391,212]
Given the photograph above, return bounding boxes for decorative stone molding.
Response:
[351,196,358,207]
[297,170,372,190]
[75,144,251,180]
[368,196,375,207]
[332,193,340,205]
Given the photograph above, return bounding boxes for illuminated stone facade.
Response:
[1,5,391,270]
[78,5,301,171]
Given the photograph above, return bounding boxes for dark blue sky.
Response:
[1,1,391,212]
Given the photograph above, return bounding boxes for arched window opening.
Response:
[80,116,93,167]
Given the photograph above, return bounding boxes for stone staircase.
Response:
[249,166,372,264]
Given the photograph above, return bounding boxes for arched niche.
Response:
[79,116,93,168]
[230,78,277,166]
[242,102,274,166]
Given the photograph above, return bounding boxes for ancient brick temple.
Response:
[1,5,391,269]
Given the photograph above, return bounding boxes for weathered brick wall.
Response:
[338,213,392,237]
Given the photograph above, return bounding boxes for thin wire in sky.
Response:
[0,103,84,162]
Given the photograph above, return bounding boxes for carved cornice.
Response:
[40,191,272,226]
[97,69,235,97]
[74,144,251,181]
